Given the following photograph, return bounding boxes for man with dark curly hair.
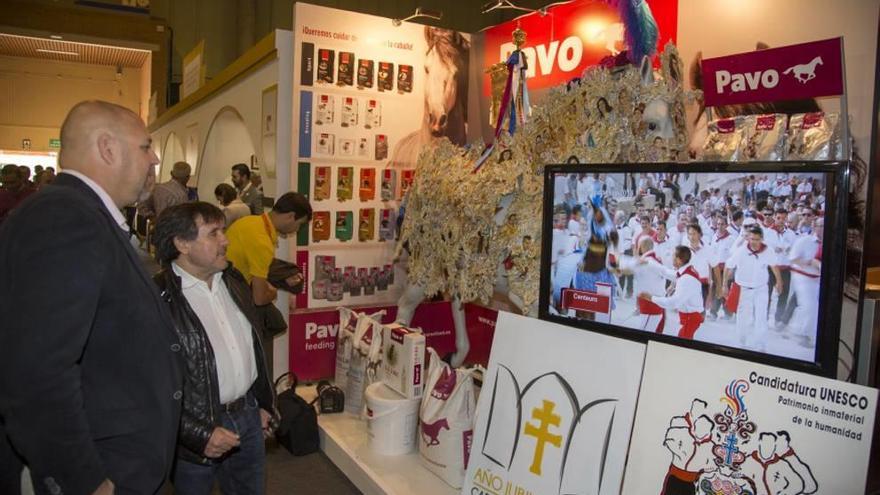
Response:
[152,201,275,494]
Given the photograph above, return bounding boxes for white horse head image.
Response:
[390,27,469,167]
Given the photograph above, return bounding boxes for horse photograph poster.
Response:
[292,3,471,309]
[547,170,829,363]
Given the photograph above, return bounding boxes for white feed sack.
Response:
[418,348,478,489]
[335,308,385,391]
[344,311,385,416]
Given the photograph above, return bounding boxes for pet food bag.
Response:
[317,49,334,84]
[381,169,396,201]
[378,62,394,92]
[375,134,388,161]
[341,96,358,127]
[335,308,385,390]
[397,64,413,94]
[418,348,478,489]
[742,114,787,161]
[702,116,747,161]
[379,209,395,241]
[317,133,335,155]
[359,208,375,242]
[357,138,370,158]
[357,59,374,89]
[316,94,334,125]
[379,323,425,400]
[334,307,358,389]
[345,313,384,416]
[311,211,331,242]
[359,168,376,201]
[337,167,353,201]
[786,112,841,160]
[337,51,354,86]
[335,211,353,241]
[314,166,331,201]
[339,139,355,157]
[327,269,343,302]
[401,169,416,196]
[366,99,381,129]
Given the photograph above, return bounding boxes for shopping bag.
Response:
[418,348,478,488]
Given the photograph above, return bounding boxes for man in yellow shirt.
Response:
[226,191,311,373]
[226,191,311,303]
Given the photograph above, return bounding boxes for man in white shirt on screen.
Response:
[641,246,705,340]
[619,237,668,333]
[787,217,822,344]
[723,226,783,351]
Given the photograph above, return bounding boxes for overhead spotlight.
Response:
[481,0,546,16]
[392,7,443,26]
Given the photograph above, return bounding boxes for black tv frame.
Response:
[538,161,849,378]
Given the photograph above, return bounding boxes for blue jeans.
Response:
[172,393,266,495]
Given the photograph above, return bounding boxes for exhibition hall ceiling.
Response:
[0,33,149,68]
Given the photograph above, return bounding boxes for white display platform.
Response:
[298,386,456,495]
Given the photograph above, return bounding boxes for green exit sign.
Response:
[49,138,61,149]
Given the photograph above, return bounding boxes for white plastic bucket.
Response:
[365,382,420,455]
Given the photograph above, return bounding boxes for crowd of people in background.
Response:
[0,164,56,224]
[552,172,826,351]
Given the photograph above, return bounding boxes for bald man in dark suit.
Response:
[0,101,183,495]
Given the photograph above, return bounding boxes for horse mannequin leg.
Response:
[395,283,426,326]
[450,296,469,368]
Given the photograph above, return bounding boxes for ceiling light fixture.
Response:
[481,0,547,16]
[36,48,79,56]
[392,7,443,27]
[49,35,63,40]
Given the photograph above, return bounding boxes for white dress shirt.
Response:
[726,243,778,288]
[788,236,821,278]
[654,264,704,313]
[172,262,257,404]
[60,170,128,232]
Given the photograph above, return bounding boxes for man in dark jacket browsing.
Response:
[152,202,275,494]
[0,100,182,495]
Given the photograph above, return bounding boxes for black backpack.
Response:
[274,372,319,456]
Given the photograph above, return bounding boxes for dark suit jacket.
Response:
[0,173,184,495]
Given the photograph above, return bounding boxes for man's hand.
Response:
[638,292,651,302]
[260,409,274,439]
[722,286,730,298]
[775,281,783,294]
[92,480,114,495]
[204,427,240,458]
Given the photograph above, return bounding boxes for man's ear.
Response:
[173,236,190,256]
[96,131,117,166]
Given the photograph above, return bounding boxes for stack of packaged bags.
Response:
[332,306,482,488]
[701,111,844,161]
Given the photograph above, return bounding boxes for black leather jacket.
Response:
[154,265,276,465]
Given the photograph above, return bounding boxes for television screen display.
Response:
[539,163,847,375]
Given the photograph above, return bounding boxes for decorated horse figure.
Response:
[784,56,823,84]
[395,43,690,367]
[420,418,451,447]
[390,27,470,168]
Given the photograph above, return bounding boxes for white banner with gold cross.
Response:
[462,312,646,495]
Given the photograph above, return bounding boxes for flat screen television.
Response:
[538,162,848,377]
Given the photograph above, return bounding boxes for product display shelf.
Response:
[298,386,457,495]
